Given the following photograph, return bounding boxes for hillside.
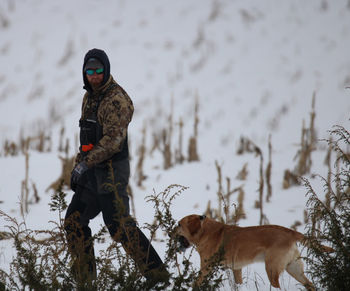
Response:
[0,1,349,290]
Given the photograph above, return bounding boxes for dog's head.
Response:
[176,214,206,251]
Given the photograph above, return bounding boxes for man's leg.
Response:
[99,191,168,285]
[64,187,100,282]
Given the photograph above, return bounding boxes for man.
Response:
[64,48,168,288]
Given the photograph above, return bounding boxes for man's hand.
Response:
[70,161,89,190]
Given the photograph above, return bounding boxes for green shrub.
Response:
[0,184,225,290]
[303,125,350,291]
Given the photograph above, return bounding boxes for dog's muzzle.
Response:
[176,235,191,252]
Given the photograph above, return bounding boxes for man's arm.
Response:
[84,92,133,167]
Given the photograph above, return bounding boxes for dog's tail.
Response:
[294,231,335,253]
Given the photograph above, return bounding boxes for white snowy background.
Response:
[0,0,350,290]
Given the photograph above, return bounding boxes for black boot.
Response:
[70,235,97,289]
[116,221,170,289]
[144,264,170,289]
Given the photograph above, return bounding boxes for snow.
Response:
[1,0,350,290]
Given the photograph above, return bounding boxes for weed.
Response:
[0,184,225,290]
[303,125,350,290]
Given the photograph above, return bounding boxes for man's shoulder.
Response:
[104,80,133,107]
[98,82,134,118]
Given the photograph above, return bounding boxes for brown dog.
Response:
[177,214,334,290]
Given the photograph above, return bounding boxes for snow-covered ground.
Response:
[1,1,349,290]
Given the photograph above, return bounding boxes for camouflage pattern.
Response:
[79,75,134,168]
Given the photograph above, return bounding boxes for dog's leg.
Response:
[264,250,284,289]
[286,258,315,291]
[195,258,210,287]
[233,269,243,284]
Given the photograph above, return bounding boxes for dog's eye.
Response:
[178,222,181,227]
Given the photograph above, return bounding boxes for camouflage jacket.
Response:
[78,75,134,168]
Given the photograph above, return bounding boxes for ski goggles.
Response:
[85,68,104,75]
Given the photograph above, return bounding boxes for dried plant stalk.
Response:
[136,127,147,187]
[175,118,185,164]
[284,94,317,189]
[234,186,246,224]
[215,160,223,220]
[236,163,248,180]
[21,150,30,216]
[265,135,272,202]
[46,156,75,192]
[58,126,65,152]
[188,94,199,162]
[324,137,332,208]
[162,129,172,170]
[295,94,316,176]
[257,146,265,225]
[283,169,301,189]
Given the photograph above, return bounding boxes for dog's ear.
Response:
[199,215,206,228]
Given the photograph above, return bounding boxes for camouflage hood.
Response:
[83,48,111,93]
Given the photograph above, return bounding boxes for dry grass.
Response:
[188,93,200,162]
[283,93,317,189]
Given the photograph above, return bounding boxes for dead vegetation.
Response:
[139,93,200,175]
[0,8,10,29]
[175,117,185,165]
[0,82,347,290]
[0,92,202,214]
[45,155,75,193]
[204,160,247,226]
[0,88,341,254]
[283,93,317,189]
[20,144,40,216]
[236,136,272,225]
[265,135,272,202]
[1,184,227,291]
[135,126,147,187]
[2,125,75,214]
[302,125,350,290]
[187,93,200,162]
[2,125,52,157]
